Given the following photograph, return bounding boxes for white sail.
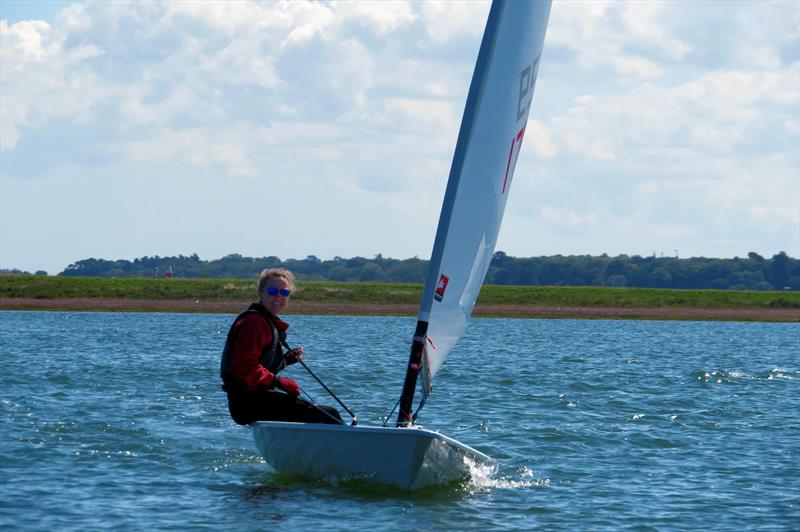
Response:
[420,0,551,394]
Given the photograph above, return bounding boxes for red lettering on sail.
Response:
[502,126,525,194]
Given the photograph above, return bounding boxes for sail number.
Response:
[503,55,541,194]
[516,55,540,121]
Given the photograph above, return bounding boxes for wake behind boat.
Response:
[251,0,551,490]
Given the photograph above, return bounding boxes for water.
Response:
[1,311,798,530]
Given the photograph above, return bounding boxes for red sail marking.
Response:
[502,126,526,194]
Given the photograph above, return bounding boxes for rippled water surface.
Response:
[1,311,798,530]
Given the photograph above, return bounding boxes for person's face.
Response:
[259,277,292,315]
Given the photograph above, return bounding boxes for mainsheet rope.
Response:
[281,341,358,426]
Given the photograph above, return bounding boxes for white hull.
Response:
[251,421,495,490]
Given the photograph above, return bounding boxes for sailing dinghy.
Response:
[252,0,551,490]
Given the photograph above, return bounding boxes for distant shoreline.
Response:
[1,298,797,322]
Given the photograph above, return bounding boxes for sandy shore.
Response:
[1,297,797,321]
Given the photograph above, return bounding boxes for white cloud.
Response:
[540,206,600,228]
[525,119,557,159]
[0,18,107,150]
[730,0,800,69]
[1,0,798,273]
[547,0,797,80]
[0,19,59,60]
[541,62,798,163]
[336,0,417,35]
[611,56,662,79]
[420,1,489,44]
[546,1,683,81]
[281,2,334,47]
[114,126,257,178]
[384,98,456,133]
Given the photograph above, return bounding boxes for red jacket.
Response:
[220,305,289,391]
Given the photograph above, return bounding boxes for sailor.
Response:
[220,268,342,425]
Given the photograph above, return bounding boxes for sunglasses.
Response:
[265,287,292,297]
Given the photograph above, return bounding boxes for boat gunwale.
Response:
[250,421,494,462]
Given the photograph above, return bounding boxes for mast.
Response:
[396,0,505,427]
[396,321,429,426]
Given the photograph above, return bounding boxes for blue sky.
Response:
[1,0,798,275]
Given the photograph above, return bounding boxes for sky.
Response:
[1,0,798,275]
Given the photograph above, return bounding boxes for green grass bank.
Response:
[1,274,798,322]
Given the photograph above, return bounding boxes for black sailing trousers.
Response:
[226,389,342,425]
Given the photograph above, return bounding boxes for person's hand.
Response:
[276,376,300,396]
[285,347,304,366]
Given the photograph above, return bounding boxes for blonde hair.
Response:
[257,268,295,294]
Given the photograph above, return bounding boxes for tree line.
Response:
[37,251,799,291]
